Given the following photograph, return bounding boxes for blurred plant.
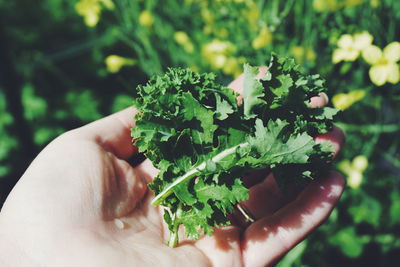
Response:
[105,55,137,73]
[75,0,115,27]
[329,226,368,258]
[332,90,366,110]
[252,26,273,50]
[370,0,380,7]
[65,90,102,122]
[343,0,364,7]
[313,0,339,12]
[0,91,17,177]
[21,84,47,121]
[173,31,195,53]
[313,0,367,12]
[201,39,243,76]
[338,155,369,188]
[290,46,316,64]
[139,10,154,28]
[362,42,400,86]
[332,31,373,63]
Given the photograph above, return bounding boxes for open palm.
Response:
[0,77,344,267]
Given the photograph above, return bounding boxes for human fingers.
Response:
[133,158,159,184]
[233,125,344,227]
[194,226,242,267]
[102,153,149,219]
[242,171,345,267]
[315,126,345,158]
[74,107,138,160]
[227,67,267,103]
[227,67,329,109]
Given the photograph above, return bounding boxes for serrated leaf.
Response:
[182,92,217,144]
[243,64,266,119]
[215,94,234,120]
[131,56,338,246]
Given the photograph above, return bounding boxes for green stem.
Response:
[336,123,400,134]
[236,204,255,223]
[151,142,249,206]
[168,229,179,248]
[168,205,182,248]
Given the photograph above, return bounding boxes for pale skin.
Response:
[0,74,345,267]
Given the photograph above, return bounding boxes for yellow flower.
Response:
[370,0,380,7]
[222,57,245,77]
[202,40,235,68]
[75,0,114,27]
[343,0,364,7]
[332,90,366,110]
[139,10,154,27]
[216,28,229,38]
[201,8,214,25]
[105,55,136,73]
[99,0,114,9]
[332,32,373,63]
[203,40,235,55]
[174,31,194,53]
[200,6,215,35]
[75,0,101,27]
[252,27,272,50]
[313,0,338,12]
[216,0,245,2]
[338,155,368,189]
[189,65,200,73]
[362,42,400,86]
[352,155,368,172]
[245,2,260,30]
[290,46,316,64]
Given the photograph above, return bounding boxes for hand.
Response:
[0,76,344,267]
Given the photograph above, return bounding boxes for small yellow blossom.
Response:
[75,0,101,27]
[222,57,245,77]
[201,8,214,25]
[216,28,229,38]
[189,65,200,73]
[174,31,195,53]
[343,0,364,7]
[99,0,114,9]
[245,2,260,30]
[362,42,400,86]
[202,40,242,77]
[338,155,369,189]
[216,0,245,2]
[332,31,373,63]
[201,7,215,35]
[352,155,369,172]
[313,0,338,12]
[290,46,316,64]
[105,55,136,73]
[332,90,366,110]
[75,0,114,27]
[252,27,272,50]
[139,10,154,27]
[370,0,380,7]
[202,39,236,69]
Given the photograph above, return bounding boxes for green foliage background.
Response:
[0,0,399,266]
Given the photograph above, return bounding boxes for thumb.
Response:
[102,153,149,219]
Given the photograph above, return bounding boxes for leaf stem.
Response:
[168,204,182,248]
[151,142,249,206]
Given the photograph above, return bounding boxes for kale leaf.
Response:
[131,55,338,247]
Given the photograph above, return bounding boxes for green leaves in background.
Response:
[0,90,17,177]
[1,0,400,265]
